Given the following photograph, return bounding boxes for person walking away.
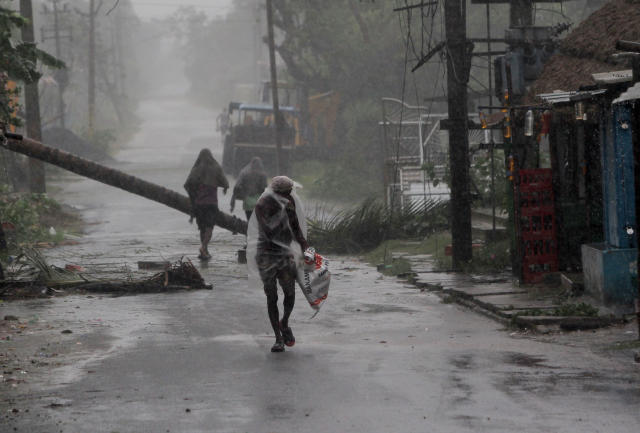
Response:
[247,176,309,353]
[184,149,229,260]
[216,107,230,136]
[230,156,268,222]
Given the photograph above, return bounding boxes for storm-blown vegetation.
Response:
[307,198,449,254]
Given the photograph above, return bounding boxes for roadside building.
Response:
[528,0,640,310]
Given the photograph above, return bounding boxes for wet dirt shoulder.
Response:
[0,293,166,422]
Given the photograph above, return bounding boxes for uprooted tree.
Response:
[0,133,248,235]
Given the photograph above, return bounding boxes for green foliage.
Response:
[0,189,64,246]
[0,3,64,127]
[364,234,450,268]
[421,148,509,209]
[169,3,259,107]
[512,302,599,318]
[85,129,117,152]
[272,2,424,201]
[421,162,440,187]
[292,99,389,201]
[293,157,381,202]
[469,149,508,208]
[461,239,511,274]
[307,198,449,254]
[552,302,599,317]
[272,1,413,100]
[378,257,413,277]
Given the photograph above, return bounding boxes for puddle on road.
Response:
[450,353,475,370]
[211,333,258,344]
[347,303,418,314]
[494,368,640,407]
[503,352,548,368]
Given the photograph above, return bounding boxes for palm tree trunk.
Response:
[2,135,247,235]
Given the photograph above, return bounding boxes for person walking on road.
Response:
[216,107,230,136]
[230,156,268,221]
[247,176,309,353]
[184,148,229,260]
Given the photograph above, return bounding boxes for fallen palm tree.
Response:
[0,132,247,235]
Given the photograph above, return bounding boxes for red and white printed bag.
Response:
[296,248,330,311]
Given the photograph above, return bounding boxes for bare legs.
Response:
[199,226,213,259]
[262,260,296,351]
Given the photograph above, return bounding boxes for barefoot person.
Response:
[184,149,229,260]
[247,176,308,353]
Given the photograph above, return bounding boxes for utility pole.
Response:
[510,0,533,26]
[254,2,262,90]
[76,0,103,137]
[20,0,45,193]
[266,0,283,174]
[88,0,96,136]
[445,0,473,268]
[486,2,497,238]
[113,5,126,96]
[41,0,71,129]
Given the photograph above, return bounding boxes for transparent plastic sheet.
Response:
[247,187,307,297]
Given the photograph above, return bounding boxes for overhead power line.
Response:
[129,1,231,9]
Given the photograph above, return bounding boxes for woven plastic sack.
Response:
[296,248,330,311]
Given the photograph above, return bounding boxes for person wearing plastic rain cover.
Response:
[184,149,229,260]
[247,176,309,353]
[230,156,268,222]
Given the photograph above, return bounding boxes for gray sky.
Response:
[127,0,235,20]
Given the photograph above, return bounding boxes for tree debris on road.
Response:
[0,253,210,299]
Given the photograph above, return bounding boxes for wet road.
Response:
[3,94,640,433]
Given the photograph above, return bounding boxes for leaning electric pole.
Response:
[444,0,473,268]
[20,0,46,193]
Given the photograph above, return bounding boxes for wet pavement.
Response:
[1,94,639,433]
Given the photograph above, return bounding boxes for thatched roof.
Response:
[529,0,640,97]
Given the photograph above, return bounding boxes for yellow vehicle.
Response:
[221,83,340,176]
[222,103,299,176]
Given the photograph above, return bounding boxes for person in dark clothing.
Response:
[184,149,229,260]
[230,156,267,221]
[253,176,308,353]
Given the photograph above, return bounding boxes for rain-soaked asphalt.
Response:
[3,94,640,433]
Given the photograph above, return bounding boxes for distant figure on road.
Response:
[247,176,309,353]
[184,149,229,260]
[230,156,268,221]
[216,108,230,136]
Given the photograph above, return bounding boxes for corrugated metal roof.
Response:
[237,103,297,112]
[537,89,607,104]
[592,70,632,84]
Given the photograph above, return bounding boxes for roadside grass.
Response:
[606,340,640,351]
[364,233,451,268]
[459,238,511,274]
[0,190,82,253]
[305,193,510,276]
[292,159,381,202]
[307,198,449,255]
[510,302,600,319]
[362,231,511,276]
